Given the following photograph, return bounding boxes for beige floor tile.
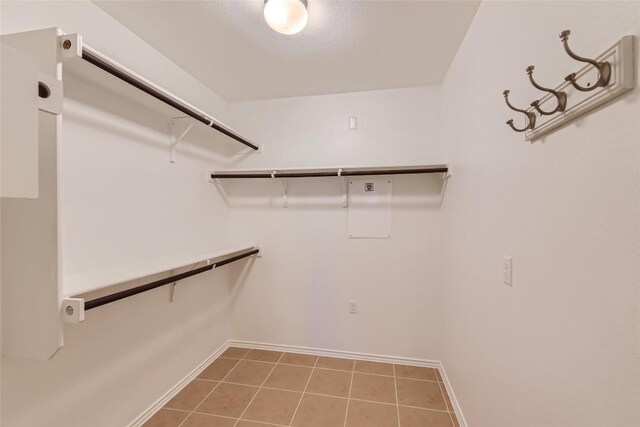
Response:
[143,408,189,427]
[394,365,438,382]
[316,356,354,371]
[225,360,275,386]
[220,347,251,359]
[280,352,318,367]
[198,358,239,381]
[242,388,301,425]
[345,400,398,427]
[264,364,312,391]
[291,394,348,427]
[355,360,394,376]
[244,349,283,363]
[305,368,352,398]
[350,373,396,404]
[396,378,446,411]
[235,421,276,427]
[398,406,452,427]
[182,413,237,427]
[196,383,258,418]
[164,380,217,411]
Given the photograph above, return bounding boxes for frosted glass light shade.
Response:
[264,0,308,35]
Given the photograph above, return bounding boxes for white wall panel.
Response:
[226,87,446,360]
[440,2,640,426]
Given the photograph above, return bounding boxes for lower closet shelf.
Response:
[62,244,261,323]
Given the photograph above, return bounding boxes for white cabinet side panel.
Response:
[0,44,39,198]
[1,28,62,359]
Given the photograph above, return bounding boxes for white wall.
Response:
[1,2,244,426]
[225,87,447,360]
[440,2,640,426]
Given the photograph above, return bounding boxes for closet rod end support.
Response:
[62,298,85,323]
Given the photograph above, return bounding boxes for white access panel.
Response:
[0,44,39,198]
[348,178,391,239]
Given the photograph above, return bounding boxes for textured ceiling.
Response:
[94,0,479,101]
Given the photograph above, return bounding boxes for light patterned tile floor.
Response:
[144,347,460,427]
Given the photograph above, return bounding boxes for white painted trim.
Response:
[438,360,468,427]
[127,341,232,427]
[128,339,468,427]
[229,339,440,368]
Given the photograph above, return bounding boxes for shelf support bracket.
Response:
[444,166,452,179]
[170,117,196,163]
[62,298,85,324]
[272,171,288,207]
[338,168,348,207]
[169,269,177,302]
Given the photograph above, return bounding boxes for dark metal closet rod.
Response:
[80,48,259,151]
[210,167,448,179]
[84,248,259,311]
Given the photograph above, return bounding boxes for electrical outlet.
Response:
[503,256,513,286]
[349,300,358,314]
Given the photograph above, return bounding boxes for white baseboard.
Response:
[229,339,440,368]
[128,341,232,427]
[129,339,467,427]
[438,361,468,427]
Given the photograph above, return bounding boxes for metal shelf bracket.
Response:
[272,171,288,207]
[169,117,196,163]
[338,168,348,207]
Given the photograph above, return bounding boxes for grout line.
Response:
[342,360,355,427]
[287,355,319,426]
[233,351,285,427]
[175,356,242,427]
[218,357,441,382]
[393,364,401,427]
[189,410,289,427]
[435,373,456,427]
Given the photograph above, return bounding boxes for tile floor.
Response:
[144,347,460,427]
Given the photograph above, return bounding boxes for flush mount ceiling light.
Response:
[264,0,308,35]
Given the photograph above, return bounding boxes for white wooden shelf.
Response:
[64,243,258,298]
[210,164,449,179]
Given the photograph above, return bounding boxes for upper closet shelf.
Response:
[60,33,258,151]
[209,164,449,179]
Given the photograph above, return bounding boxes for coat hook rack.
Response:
[526,66,567,115]
[560,30,611,92]
[502,30,633,140]
[503,90,536,132]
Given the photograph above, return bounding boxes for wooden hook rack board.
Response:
[525,35,635,141]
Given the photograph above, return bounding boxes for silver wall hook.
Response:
[526,65,567,115]
[503,90,536,132]
[560,30,611,92]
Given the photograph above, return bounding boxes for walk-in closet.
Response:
[1,1,639,426]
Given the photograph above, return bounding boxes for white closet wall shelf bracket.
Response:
[272,170,289,207]
[58,33,259,151]
[62,246,261,324]
[169,117,196,163]
[338,168,348,208]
